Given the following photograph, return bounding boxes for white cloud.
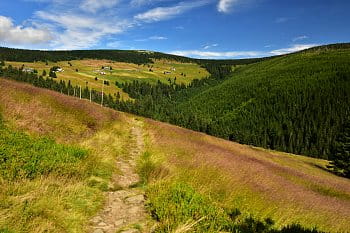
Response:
[134,1,209,22]
[106,41,122,48]
[80,0,119,13]
[275,17,290,23]
[203,43,218,49]
[170,50,263,59]
[130,0,171,7]
[293,35,308,42]
[270,44,318,55]
[171,43,320,59]
[217,0,240,13]
[149,36,167,40]
[135,35,168,42]
[0,15,52,45]
[35,11,131,49]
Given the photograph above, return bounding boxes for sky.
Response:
[0,0,349,59]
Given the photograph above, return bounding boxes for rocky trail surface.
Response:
[90,119,149,233]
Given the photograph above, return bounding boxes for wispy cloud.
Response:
[275,17,290,23]
[135,35,168,42]
[80,0,119,13]
[293,35,308,42]
[149,36,167,40]
[171,43,319,59]
[35,11,131,49]
[170,50,264,59]
[130,0,173,7]
[134,1,209,22]
[203,43,218,49]
[106,41,122,48]
[217,0,240,13]
[270,44,318,55]
[0,15,52,45]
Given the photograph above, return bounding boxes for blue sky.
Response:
[0,0,349,58]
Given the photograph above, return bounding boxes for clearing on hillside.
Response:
[5,59,209,99]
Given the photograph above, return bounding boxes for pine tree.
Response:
[49,71,57,78]
[328,119,350,178]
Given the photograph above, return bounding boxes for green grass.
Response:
[0,121,102,232]
[0,126,87,180]
[5,59,209,99]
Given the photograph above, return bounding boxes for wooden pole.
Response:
[101,80,104,106]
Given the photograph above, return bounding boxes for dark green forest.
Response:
[1,43,349,167]
[0,47,266,66]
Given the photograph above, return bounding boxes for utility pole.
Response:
[101,80,104,106]
[90,89,92,102]
[74,88,76,97]
[79,85,82,99]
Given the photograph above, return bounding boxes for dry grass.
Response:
[143,119,350,232]
[0,79,118,143]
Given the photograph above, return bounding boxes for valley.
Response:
[0,44,350,233]
[0,77,349,232]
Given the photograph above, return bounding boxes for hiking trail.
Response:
[90,119,148,233]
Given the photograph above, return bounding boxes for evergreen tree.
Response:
[42,70,47,76]
[49,71,57,78]
[328,119,350,178]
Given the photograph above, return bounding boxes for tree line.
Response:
[0,47,265,66]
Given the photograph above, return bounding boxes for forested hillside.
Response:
[176,48,350,158]
[116,44,350,159]
[0,47,265,66]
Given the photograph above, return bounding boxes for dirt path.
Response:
[90,119,148,233]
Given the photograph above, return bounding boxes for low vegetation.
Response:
[137,119,350,232]
[0,80,133,232]
[0,126,87,180]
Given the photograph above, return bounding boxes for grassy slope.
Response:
[0,79,350,232]
[141,119,350,232]
[5,59,209,99]
[0,79,135,232]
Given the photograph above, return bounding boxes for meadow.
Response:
[140,119,350,232]
[0,79,134,232]
[5,59,208,99]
